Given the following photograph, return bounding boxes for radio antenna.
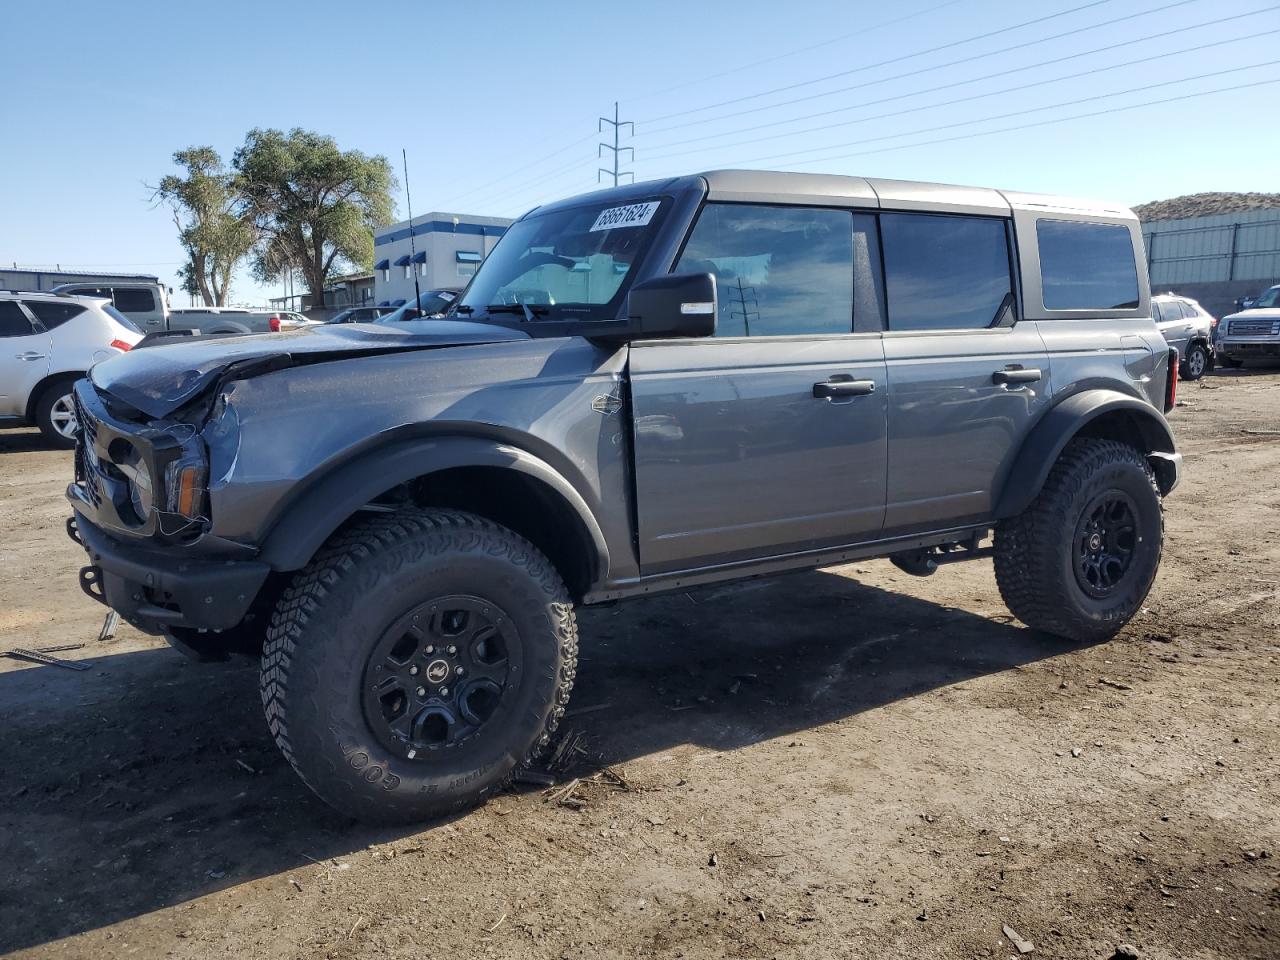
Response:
[403,149,423,315]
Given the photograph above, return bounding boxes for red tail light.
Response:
[1164,348,1178,412]
[109,339,132,352]
[269,316,282,332]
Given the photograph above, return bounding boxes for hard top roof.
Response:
[527,169,1134,220]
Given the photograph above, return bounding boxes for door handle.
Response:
[992,367,1042,385]
[15,352,46,361]
[813,378,876,399]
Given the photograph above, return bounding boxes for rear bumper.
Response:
[68,508,269,635]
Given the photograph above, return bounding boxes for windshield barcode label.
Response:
[590,201,660,232]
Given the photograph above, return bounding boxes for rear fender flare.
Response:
[256,435,610,580]
[994,390,1177,520]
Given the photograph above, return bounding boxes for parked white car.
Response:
[1151,293,1216,381]
[0,291,142,446]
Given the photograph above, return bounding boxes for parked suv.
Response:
[1216,284,1280,368]
[0,291,142,445]
[1151,293,1215,380]
[67,171,1181,822]
[51,281,169,329]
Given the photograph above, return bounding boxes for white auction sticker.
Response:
[589,201,661,232]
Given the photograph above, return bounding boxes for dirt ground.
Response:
[1,366,1277,960]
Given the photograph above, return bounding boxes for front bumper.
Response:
[68,510,269,635]
[1218,339,1280,359]
[1148,450,1183,496]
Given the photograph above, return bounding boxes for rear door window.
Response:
[880,212,1013,331]
[24,301,86,329]
[0,301,35,337]
[1037,220,1139,310]
[112,288,157,313]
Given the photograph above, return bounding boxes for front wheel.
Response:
[261,509,577,823]
[994,438,1163,643]
[1180,343,1208,381]
[34,377,82,448]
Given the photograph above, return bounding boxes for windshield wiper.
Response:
[486,303,550,322]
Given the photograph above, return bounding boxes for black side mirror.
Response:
[626,272,717,339]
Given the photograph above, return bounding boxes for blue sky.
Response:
[2,0,1277,305]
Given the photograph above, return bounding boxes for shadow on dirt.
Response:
[0,568,1083,953]
[0,426,66,454]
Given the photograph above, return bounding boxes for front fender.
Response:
[256,435,610,578]
[993,390,1177,520]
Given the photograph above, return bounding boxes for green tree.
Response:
[154,147,255,306]
[235,128,396,307]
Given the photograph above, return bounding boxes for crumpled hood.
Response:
[91,320,530,418]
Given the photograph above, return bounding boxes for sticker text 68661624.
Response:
[589,201,661,233]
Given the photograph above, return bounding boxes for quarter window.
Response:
[880,212,1013,331]
[0,301,35,337]
[24,301,86,329]
[675,204,867,337]
[1037,220,1139,310]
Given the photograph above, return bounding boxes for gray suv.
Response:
[66,170,1181,822]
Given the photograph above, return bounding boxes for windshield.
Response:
[1252,286,1280,309]
[455,197,669,322]
[102,303,143,334]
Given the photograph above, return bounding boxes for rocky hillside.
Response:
[1134,191,1280,222]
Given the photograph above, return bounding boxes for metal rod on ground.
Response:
[98,609,119,642]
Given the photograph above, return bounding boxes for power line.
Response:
[639,0,1204,135]
[435,131,598,210]
[783,76,1280,167]
[646,70,1280,176]
[463,158,598,215]
[598,102,635,186]
[624,0,967,103]
[642,25,1280,164]
[638,8,1280,157]
[637,0,1128,125]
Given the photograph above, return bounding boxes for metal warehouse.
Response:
[1142,207,1280,317]
[372,212,512,306]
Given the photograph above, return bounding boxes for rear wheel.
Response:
[1180,343,1208,381]
[260,509,577,823]
[33,377,81,448]
[994,438,1163,643]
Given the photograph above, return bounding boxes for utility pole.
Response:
[598,102,634,186]
[730,277,758,337]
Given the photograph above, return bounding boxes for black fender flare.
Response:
[993,390,1177,520]
[256,435,611,580]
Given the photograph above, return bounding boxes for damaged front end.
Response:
[65,321,530,646]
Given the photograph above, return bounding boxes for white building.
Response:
[373,212,512,305]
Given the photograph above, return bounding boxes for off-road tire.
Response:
[994,438,1163,643]
[34,376,81,448]
[260,508,577,823]
[1179,343,1209,381]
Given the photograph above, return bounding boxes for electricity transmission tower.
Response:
[729,277,758,336]
[598,102,634,186]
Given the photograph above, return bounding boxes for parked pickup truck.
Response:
[1216,284,1280,368]
[67,170,1181,823]
[51,281,316,336]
